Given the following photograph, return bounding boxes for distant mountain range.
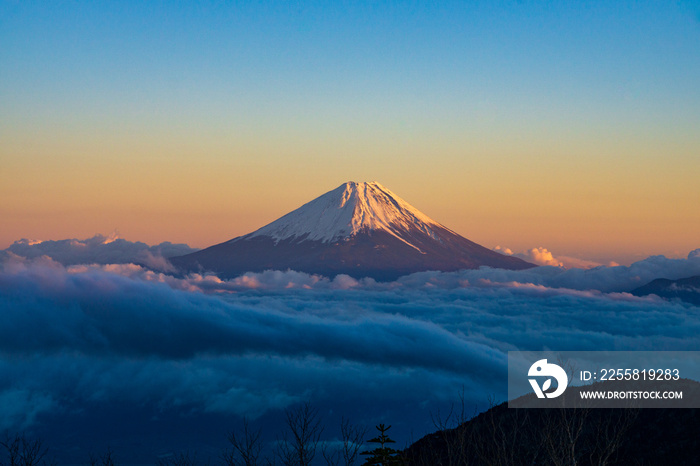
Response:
[632,275,700,305]
[171,181,534,280]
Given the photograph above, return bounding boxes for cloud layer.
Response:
[493,245,616,269]
[1,244,699,459]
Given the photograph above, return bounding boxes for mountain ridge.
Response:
[246,181,446,252]
[171,181,534,280]
[631,275,700,305]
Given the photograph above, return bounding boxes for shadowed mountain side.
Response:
[171,227,533,281]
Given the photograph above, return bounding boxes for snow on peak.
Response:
[248,181,446,250]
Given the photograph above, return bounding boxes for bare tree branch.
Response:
[223,418,264,466]
[274,403,323,466]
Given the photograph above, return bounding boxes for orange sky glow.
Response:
[2,1,699,266]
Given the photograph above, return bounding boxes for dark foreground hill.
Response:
[405,382,700,465]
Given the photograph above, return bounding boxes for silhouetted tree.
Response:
[322,417,367,466]
[274,402,323,466]
[88,448,116,466]
[222,418,264,466]
[360,424,402,466]
[1,434,50,466]
[429,387,479,466]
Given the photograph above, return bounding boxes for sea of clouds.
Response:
[1,237,699,460]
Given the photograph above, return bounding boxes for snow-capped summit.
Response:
[248,181,442,252]
[171,181,534,280]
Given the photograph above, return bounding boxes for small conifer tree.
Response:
[360,424,403,466]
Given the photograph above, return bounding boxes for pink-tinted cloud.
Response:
[493,245,616,269]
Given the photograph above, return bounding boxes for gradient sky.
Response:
[1,0,699,264]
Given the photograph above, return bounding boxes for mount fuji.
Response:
[171,182,534,280]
